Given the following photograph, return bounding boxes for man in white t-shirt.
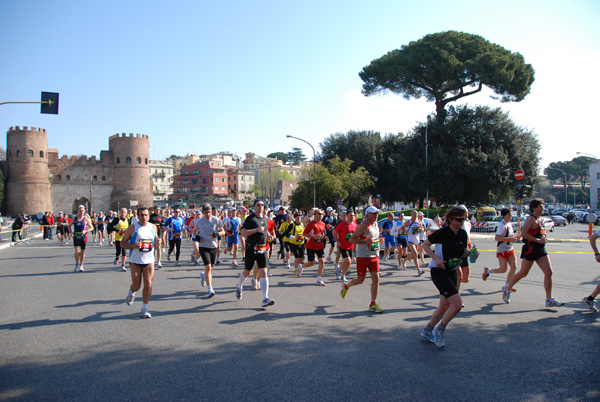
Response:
[482,208,520,294]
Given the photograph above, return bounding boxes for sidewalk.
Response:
[0,225,44,251]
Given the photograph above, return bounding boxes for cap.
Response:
[294,212,302,217]
[365,206,379,214]
[326,207,333,212]
[254,199,263,206]
[279,206,285,211]
[417,211,424,216]
[202,203,211,211]
[458,204,468,212]
[397,211,403,216]
[59,211,64,214]
[78,205,85,210]
[242,207,248,212]
[195,210,202,214]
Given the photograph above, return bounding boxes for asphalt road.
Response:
[0,223,599,402]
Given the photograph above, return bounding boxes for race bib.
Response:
[370,240,379,251]
[540,228,547,235]
[295,235,304,242]
[226,230,234,236]
[446,257,462,269]
[139,240,153,252]
[173,232,181,239]
[346,232,354,240]
[254,244,268,254]
[412,227,419,235]
[118,229,125,235]
[74,232,83,238]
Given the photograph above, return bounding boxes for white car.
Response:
[519,216,554,232]
[551,215,567,226]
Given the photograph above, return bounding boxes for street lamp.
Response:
[546,166,567,206]
[286,135,316,207]
[576,152,599,160]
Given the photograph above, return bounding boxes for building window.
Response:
[137,157,141,164]
[57,174,61,181]
[102,176,106,181]
[39,150,44,158]
[93,175,98,181]
[145,158,148,164]
[597,172,600,180]
[117,157,120,164]
[203,178,207,184]
[126,157,131,164]
[16,150,21,157]
[27,150,33,157]
[207,169,210,173]
[66,175,70,181]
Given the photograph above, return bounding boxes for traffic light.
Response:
[41,92,59,114]
[523,185,532,197]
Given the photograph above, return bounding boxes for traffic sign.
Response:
[515,169,525,180]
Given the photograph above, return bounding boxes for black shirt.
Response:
[242,213,269,247]
[427,226,468,269]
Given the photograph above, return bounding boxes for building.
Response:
[3,126,153,215]
[150,160,174,205]
[242,152,308,181]
[227,167,255,205]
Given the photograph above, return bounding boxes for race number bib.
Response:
[173,232,181,239]
[139,240,153,252]
[370,240,379,251]
[295,235,304,242]
[446,257,462,269]
[346,232,354,240]
[254,244,268,254]
[74,232,83,238]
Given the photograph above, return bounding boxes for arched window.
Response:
[39,150,44,158]
[57,174,61,181]
[93,175,98,181]
[117,157,120,164]
[145,158,148,164]
[66,175,71,181]
[101,176,106,181]
[27,150,33,157]
[136,157,141,164]
[126,157,131,164]
[16,150,21,157]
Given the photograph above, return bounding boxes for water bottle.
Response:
[469,244,478,264]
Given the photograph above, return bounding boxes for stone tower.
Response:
[109,133,153,210]
[5,126,52,214]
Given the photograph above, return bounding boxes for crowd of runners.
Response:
[40,198,600,349]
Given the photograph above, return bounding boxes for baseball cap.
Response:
[417,211,424,216]
[326,207,333,212]
[365,206,379,214]
[202,203,211,211]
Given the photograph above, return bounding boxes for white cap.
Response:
[326,207,333,212]
[417,211,424,216]
[365,206,379,214]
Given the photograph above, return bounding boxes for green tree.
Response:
[403,105,540,205]
[267,152,289,164]
[252,169,293,205]
[545,156,595,188]
[287,147,307,165]
[359,31,535,123]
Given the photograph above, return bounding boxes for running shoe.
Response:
[191,254,195,262]
[285,262,290,269]
[261,298,275,307]
[121,265,127,272]
[369,303,383,313]
[208,291,216,299]
[126,292,135,306]
[417,268,425,277]
[268,259,273,267]
[232,261,238,267]
[420,328,434,343]
[582,297,598,313]
[482,268,490,281]
[545,298,564,307]
[200,272,206,287]
[114,257,118,265]
[316,280,326,286]
[224,250,228,255]
[341,275,348,284]
[397,265,403,270]
[74,264,80,273]
[326,256,334,264]
[156,262,163,269]
[384,256,389,262]
[335,266,340,280]
[216,259,221,265]
[141,307,151,319]
[267,271,272,277]
[235,287,242,300]
[502,285,511,304]
[175,261,181,267]
[167,254,171,261]
[79,264,84,272]
[341,284,349,299]
[251,278,259,290]
[432,327,445,348]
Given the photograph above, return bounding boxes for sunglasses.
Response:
[453,217,465,222]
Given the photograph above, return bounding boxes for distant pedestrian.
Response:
[582,227,600,312]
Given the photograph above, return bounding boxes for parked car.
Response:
[519,215,554,232]
[551,215,567,226]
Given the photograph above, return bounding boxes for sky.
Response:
[1,0,599,173]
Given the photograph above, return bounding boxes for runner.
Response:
[381,213,397,261]
[224,208,241,267]
[190,210,202,264]
[456,205,473,290]
[300,208,327,286]
[395,212,409,270]
[400,210,425,276]
[148,206,164,269]
[334,210,347,271]
[482,208,520,293]
[110,208,130,272]
[97,211,106,246]
[70,205,93,272]
[417,212,429,266]
[194,204,224,298]
[342,206,383,313]
[122,207,158,319]
[273,207,288,260]
[582,226,600,312]
[56,211,69,245]
[323,207,338,263]
[282,212,305,273]
[106,210,115,246]
[420,206,469,348]
[334,209,357,283]
[278,213,295,269]
[235,199,275,307]
[502,198,564,307]
[164,209,185,266]
[211,206,223,265]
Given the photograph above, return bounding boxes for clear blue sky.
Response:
[1,0,599,172]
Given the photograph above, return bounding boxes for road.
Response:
[0,223,599,401]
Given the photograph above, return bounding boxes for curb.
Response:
[0,231,44,251]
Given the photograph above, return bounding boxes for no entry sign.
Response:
[515,169,525,180]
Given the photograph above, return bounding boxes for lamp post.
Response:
[576,152,599,160]
[286,135,316,207]
[547,166,567,206]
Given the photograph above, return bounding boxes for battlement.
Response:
[7,126,46,133]
[109,133,149,140]
[56,154,111,166]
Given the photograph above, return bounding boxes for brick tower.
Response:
[5,126,52,214]
[109,133,153,211]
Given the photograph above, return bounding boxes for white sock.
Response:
[129,290,136,297]
[260,277,269,299]
[208,286,213,293]
[142,303,148,310]
[317,276,322,282]
[238,272,247,288]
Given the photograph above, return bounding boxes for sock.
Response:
[438,322,447,332]
[504,283,509,289]
[208,286,213,293]
[142,303,148,310]
[129,290,135,297]
[260,277,268,299]
[317,276,322,282]
[370,301,375,306]
[425,323,434,331]
[344,284,349,290]
[237,272,247,288]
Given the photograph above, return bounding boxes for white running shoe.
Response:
[74,264,80,273]
[316,280,326,286]
[126,292,135,306]
[175,261,181,267]
[261,298,275,307]
[121,266,127,272]
[78,264,84,272]
[141,307,151,319]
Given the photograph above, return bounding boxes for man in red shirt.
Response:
[300,208,327,286]
[334,210,357,283]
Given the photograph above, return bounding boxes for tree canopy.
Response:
[267,152,289,164]
[545,156,596,188]
[287,147,307,165]
[359,31,535,123]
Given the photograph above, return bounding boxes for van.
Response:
[476,207,498,221]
